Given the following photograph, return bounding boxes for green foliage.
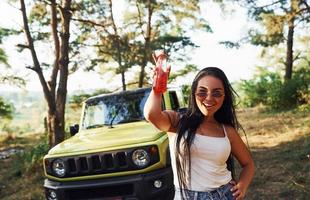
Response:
[31,31,51,41]
[267,78,299,110]
[0,97,14,119]
[29,2,49,25]
[0,48,9,66]
[72,0,107,17]
[217,0,309,82]
[238,66,310,110]
[248,12,286,47]
[0,75,26,87]
[26,2,51,42]
[181,84,191,105]
[249,30,284,47]
[12,136,49,177]
[71,0,209,88]
[0,27,20,43]
[0,28,26,86]
[0,28,10,67]
[152,35,198,55]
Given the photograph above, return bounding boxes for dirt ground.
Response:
[237,107,310,200]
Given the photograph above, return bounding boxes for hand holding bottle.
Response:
[152,50,171,94]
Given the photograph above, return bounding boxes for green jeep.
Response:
[43,87,186,200]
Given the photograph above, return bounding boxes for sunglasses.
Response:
[195,90,224,99]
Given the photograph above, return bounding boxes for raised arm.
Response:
[144,90,175,132]
[144,50,178,132]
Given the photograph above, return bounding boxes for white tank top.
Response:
[168,124,232,191]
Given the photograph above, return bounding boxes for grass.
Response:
[0,134,46,200]
[0,107,309,199]
[237,107,310,200]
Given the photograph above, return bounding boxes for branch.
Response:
[71,17,112,28]
[135,1,146,39]
[20,0,41,71]
[49,0,60,96]
[16,44,29,49]
[25,65,37,72]
[73,42,106,48]
[146,0,153,40]
[293,51,302,62]
[108,0,122,69]
[97,49,115,56]
[256,0,283,9]
[71,17,113,36]
[295,13,310,26]
[56,0,72,111]
[302,0,310,12]
[296,7,310,15]
[20,0,53,108]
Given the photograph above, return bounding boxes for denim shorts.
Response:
[174,182,234,200]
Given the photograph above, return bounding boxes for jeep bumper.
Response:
[44,167,174,200]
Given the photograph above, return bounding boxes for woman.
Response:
[144,67,255,200]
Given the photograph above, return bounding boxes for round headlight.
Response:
[52,159,66,177]
[132,149,150,167]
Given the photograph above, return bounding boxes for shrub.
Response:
[11,136,49,176]
[181,84,191,105]
[238,71,282,107]
[0,97,13,119]
[238,67,310,110]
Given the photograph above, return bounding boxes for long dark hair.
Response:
[175,67,241,198]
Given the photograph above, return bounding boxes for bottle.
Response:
[153,50,170,94]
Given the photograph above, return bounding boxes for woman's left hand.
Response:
[230,180,246,200]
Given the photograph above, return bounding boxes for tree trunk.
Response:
[139,0,152,88]
[285,17,294,80]
[139,40,150,88]
[20,0,72,148]
[47,111,60,147]
[121,71,126,91]
[54,0,72,145]
[285,0,297,80]
[109,0,126,91]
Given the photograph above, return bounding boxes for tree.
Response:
[221,0,310,80]
[72,0,209,90]
[19,0,72,147]
[125,0,208,88]
[250,0,309,80]
[70,0,136,91]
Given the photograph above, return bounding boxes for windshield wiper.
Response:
[118,118,142,124]
[86,124,105,129]
[109,114,118,128]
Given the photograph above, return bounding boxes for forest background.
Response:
[0,0,309,199]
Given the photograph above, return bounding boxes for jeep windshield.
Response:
[82,88,151,130]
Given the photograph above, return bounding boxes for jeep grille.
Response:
[45,145,159,178]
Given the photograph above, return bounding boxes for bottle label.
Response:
[153,51,169,93]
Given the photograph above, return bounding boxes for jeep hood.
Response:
[48,121,164,156]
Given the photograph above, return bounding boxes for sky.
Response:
[0,1,261,92]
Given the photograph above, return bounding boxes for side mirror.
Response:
[70,124,79,136]
[177,107,187,114]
